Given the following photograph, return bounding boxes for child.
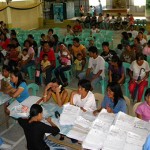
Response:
[40,33,46,46]
[90,24,99,35]
[135,88,150,122]
[17,48,29,69]
[115,44,123,57]
[41,54,51,83]
[74,53,85,78]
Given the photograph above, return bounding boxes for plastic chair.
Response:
[27,83,39,96]
[27,66,36,80]
[122,62,130,97]
[124,95,131,115]
[94,92,104,107]
[64,69,73,83]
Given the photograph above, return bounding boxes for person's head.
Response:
[139,27,145,33]
[24,40,32,48]
[107,82,124,107]
[41,33,45,39]
[48,28,53,35]
[2,65,11,77]
[10,32,17,39]
[73,37,80,47]
[106,14,109,17]
[117,44,123,50]
[130,25,134,31]
[22,48,28,56]
[128,33,132,38]
[125,44,132,51]
[43,41,50,52]
[136,53,145,66]
[88,46,98,58]
[27,34,34,42]
[43,54,48,61]
[121,32,129,40]
[10,44,16,51]
[92,24,96,30]
[10,69,25,88]
[29,104,43,121]
[75,19,80,25]
[112,15,115,19]
[50,78,63,92]
[67,24,71,30]
[11,38,20,47]
[111,55,122,67]
[89,39,94,46]
[78,79,92,95]
[102,42,109,53]
[144,88,150,106]
[3,28,9,34]
[52,34,59,43]
[0,33,7,41]
[134,37,140,45]
[77,53,83,61]
[118,13,121,16]
[138,31,143,39]
[99,13,102,17]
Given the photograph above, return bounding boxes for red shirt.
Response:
[40,48,56,67]
[0,38,10,50]
[73,25,82,32]
[9,49,19,61]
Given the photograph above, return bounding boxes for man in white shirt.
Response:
[127,25,138,38]
[78,46,105,89]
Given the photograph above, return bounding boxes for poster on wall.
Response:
[53,3,64,23]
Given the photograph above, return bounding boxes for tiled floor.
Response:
[0,29,148,150]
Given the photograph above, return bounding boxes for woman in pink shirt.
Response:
[136,88,150,122]
[143,40,150,56]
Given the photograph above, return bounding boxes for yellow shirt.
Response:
[74,59,82,71]
[41,60,50,69]
[51,90,69,105]
[72,44,86,58]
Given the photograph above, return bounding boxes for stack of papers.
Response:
[9,96,41,118]
[59,103,81,125]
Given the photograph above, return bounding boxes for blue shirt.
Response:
[143,135,150,150]
[101,95,127,113]
[11,82,29,103]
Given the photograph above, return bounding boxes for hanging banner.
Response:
[53,3,64,23]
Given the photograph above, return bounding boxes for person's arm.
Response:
[118,69,125,84]
[42,83,53,102]
[26,52,34,63]
[109,70,112,83]
[86,68,92,77]
[91,70,102,81]
[70,90,79,105]
[81,47,86,58]
[136,113,142,119]
[42,64,51,72]
[129,70,134,81]
[55,88,68,107]
[8,87,24,98]
[137,72,149,84]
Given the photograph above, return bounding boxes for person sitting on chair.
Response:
[129,53,150,102]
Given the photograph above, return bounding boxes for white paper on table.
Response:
[21,96,41,108]
[7,100,20,111]
[82,128,107,150]
[123,143,142,150]
[97,109,115,124]
[59,104,81,125]
[92,119,112,133]
[126,131,146,147]
[114,112,135,131]
[103,125,126,150]
[0,74,4,80]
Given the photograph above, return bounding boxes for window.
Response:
[134,0,146,7]
[89,0,106,7]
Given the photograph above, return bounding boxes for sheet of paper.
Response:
[0,92,11,105]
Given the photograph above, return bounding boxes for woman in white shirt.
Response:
[129,53,150,102]
[70,79,96,112]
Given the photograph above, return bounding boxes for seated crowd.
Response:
[0,18,150,149]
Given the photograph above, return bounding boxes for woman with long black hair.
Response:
[93,82,127,115]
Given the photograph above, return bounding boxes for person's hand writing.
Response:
[56,86,60,94]
[106,106,113,113]
[93,110,99,116]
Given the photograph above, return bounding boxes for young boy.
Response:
[17,48,29,69]
[41,54,51,82]
[74,53,85,78]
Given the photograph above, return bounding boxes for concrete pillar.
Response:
[5,7,12,28]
